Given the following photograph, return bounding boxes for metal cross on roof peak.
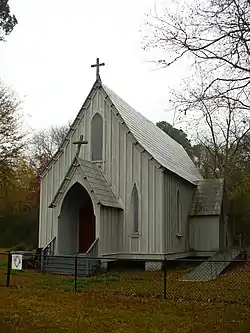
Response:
[91,57,105,81]
[73,134,88,157]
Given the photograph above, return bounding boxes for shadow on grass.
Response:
[40,273,121,291]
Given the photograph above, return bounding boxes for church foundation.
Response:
[145,261,162,271]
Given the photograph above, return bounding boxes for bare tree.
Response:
[30,124,69,172]
[180,87,250,190]
[0,80,26,169]
[143,0,250,110]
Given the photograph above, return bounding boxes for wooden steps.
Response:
[42,256,100,276]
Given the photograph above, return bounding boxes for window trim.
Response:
[90,112,103,162]
[176,189,183,238]
[130,183,140,235]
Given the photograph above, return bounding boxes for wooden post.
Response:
[74,255,78,292]
[6,251,11,287]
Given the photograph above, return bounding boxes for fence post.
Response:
[6,251,11,287]
[163,256,167,299]
[74,255,78,292]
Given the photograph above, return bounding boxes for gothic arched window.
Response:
[131,184,139,233]
[91,113,103,161]
[177,190,181,234]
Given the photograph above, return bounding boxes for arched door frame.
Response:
[54,174,101,255]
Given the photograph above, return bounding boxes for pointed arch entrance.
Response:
[58,182,96,254]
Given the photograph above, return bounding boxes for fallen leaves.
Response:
[0,266,250,332]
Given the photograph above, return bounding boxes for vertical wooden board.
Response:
[114,210,118,253]
[83,103,91,160]
[104,100,112,181]
[91,91,98,116]
[109,208,114,253]
[155,170,163,253]
[100,208,104,253]
[164,174,173,253]
[116,122,120,196]
[38,179,43,247]
[148,161,154,253]
[100,207,104,253]
[111,112,118,194]
[98,92,106,164]
[39,178,47,247]
[43,174,48,245]
[117,211,122,252]
[47,170,53,244]
[113,209,118,253]
[75,119,80,143]
[140,153,149,253]
[125,136,133,250]
[64,142,71,179]
[57,153,62,186]
[126,137,133,190]
[81,115,87,159]
[63,142,69,180]
[103,207,107,253]
[98,90,103,115]
[105,208,109,254]
[171,177,177,253]
[122,132,127,250]
[152,166,156,252]
[118,125,125,201]
[164,175,168,253]
[71,128,77,154]
[109,208,112,253]
[132,145,140,184]
[111,209,115,253]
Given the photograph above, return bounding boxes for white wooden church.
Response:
[39,59,231,274]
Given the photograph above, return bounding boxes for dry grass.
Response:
[0,262,250,332]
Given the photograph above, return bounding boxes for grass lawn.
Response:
[0,261,250,332]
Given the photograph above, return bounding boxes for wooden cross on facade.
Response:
[91,57,105,81]
[73,134,88,157]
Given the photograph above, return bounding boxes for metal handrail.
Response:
[43,237,56,254]
[85,237,99,256]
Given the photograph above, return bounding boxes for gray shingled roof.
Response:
[189,179,224,216]
[102,85,202,184]
[78,158,122,209]
[49,157,122,209]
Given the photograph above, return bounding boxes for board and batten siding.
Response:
[39,89,101,248]
[98,88,164,254]
[163,172,195,254]
[39,87,164,255]
[189,216,220,251]
[100,207,122,254]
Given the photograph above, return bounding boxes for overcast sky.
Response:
[0,0,188,131]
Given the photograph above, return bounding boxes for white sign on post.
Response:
[11,254,23,270]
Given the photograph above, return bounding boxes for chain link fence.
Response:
[1,252,250,305]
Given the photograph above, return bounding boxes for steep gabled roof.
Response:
[102,85,202,184]
[49,157,122,209]
[189,179,224,216]
[41,79,202,184]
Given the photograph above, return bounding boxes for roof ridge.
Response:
[102,84,202,184]
[102,83,186,151]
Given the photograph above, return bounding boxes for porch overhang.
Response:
[49,157,123,210]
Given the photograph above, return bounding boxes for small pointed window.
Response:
[177,190,182,234]
[132,184,139,233]
[91,113,103,161]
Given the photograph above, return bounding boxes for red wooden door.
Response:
[78,205,95,253]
